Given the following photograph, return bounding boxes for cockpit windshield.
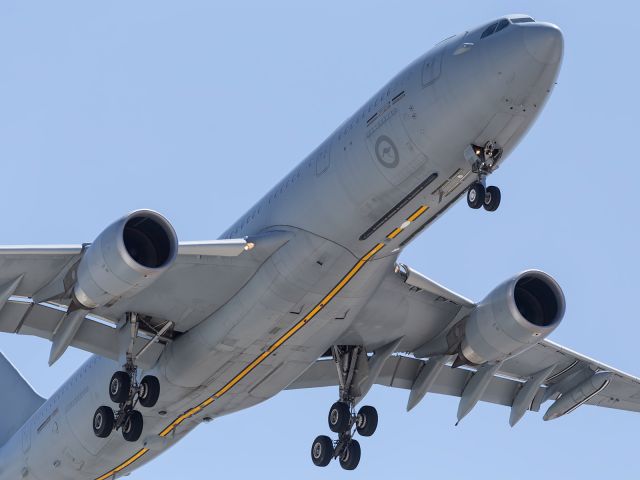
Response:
[481,16,535,39]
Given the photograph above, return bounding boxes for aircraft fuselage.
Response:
[0,16,562,479]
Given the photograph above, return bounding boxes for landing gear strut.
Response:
[466,141,502,212]
[93,312,162,442]
[310,346,378,470]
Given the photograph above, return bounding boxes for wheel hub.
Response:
[123,417,131,434]
[330,410,338,425]
[341,448,350,462]
[94,413,103,430]
[312,443,322,459]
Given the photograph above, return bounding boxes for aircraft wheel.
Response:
[109,371,131,404]
[311,435,334,467]
[93,406,114,438]
[483,186,501,212]
[339,439,361,470]
[356,405,378,437]
[139,375,160,408]
[122,410,144,442]
[467,182,485,209]
[328,401,351,433]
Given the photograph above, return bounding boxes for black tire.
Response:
[122,410,144,442]
[311,435,334,467]
[467,182,485,209]
[328,401,351,433]
[483,185,501,212]
[339,439,361,471]
[93,406,114,438]
[356,405,378,437]
[139,375,160,408]
[109,371,131,404]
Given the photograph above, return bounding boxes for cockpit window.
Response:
[511,16,535,23]
[495,19,509,32]
[481,18,510,39]
[480,23,497,39]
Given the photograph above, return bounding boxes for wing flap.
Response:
[289,346,640,421]
[288,356,523,410]
[498,340,640,414]
[0,299,165,366]
[0,301,31,333]
[0,248,81,298]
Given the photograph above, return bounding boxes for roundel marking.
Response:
[375,135,399,168]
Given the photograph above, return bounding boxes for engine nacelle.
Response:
[458,270,565,365]
[73,210,178,309]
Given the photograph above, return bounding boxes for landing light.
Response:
[244,242,255,251]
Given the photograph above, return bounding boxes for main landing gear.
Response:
[92,313,162,442]
[310,346,379,470]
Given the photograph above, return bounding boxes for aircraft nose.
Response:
[522,23,563,64]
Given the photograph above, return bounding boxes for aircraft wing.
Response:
[288,262,640,424]
[0,231,291,367]
[288,342,640,422]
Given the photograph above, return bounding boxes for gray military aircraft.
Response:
[0,14,635,479]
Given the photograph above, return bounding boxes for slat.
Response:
[178,239,250,257]
[0,245,82,255]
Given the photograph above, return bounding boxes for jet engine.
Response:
[73,210,178,309]
[456,270,565,366]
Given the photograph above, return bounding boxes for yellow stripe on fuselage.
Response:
[407,205,428,222]
[95,204,430,479]
[96,199,436,480]
[386,205,429,239]
[95,242,385,479]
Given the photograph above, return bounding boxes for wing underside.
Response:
[289,263,640,423]
[0,232,292,365]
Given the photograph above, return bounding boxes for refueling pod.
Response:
[73,210,178,309]
[543,371,612,421]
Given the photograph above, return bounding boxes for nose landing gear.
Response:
[93,313,163,443]
[465,141,502,212]
[467,182,501,211]
[310,346,379,470]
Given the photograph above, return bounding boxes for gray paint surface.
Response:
[0,14,631,480]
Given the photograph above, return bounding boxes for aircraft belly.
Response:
[161,229,384,389]
[23,230,389,478]
[186,257,395,419]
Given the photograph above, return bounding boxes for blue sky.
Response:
[0,1,637,477]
